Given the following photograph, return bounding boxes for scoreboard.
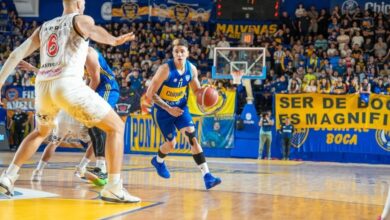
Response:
[216,0,280,21]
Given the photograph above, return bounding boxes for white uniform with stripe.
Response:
[35,13,111,127]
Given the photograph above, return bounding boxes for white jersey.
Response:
[37,13,88,82]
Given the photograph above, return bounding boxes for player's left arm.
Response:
[85,47,101,91]
[0,27,40,93]
[189,64,202,93]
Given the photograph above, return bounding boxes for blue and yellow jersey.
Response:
[156,59,193,109]
[96,50,119,93]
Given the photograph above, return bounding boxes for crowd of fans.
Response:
[0,1,389,114]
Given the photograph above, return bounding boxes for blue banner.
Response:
[331,0,390,15]
[200,116,234,149]
[3,86,35,111]
[27,0,112,23]
[290,128,390,155]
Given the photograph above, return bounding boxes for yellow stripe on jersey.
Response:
[159,85,187,102]
[103,83,111,101]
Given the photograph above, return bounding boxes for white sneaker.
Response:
[0,172,18,197]
[31,169,43,182]
[74,166,86,179]
[100,180,141,203]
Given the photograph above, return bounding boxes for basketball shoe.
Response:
[204,173,221,190]
[100,180,141,203]
[31,169,43,182]
[151,156,170,178]
[0,172,18,197]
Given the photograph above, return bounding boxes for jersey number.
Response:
[47,34,59,57]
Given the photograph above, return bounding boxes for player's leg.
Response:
[150,107,176,179]
[31,139,62,182]
[55,78,139,202]
[0,123,54,196]
[177,107,221,189]
[88,127,106,173]
[0,81,58,196]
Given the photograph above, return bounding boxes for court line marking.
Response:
[99,201,164,220]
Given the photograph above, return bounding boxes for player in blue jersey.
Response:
[146,39,221,190]
[74,47,120,180]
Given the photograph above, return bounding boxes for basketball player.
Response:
[0,0,140,202]
[20,46,120,183]
[146,39,221,189]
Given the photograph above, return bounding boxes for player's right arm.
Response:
[0,28,40,100]
[146,64,183,117]
[85,47,100,90]
[74,15,135,46]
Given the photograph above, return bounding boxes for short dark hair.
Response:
[172,38,188,48]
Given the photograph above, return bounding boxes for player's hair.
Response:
[172,38,188,48]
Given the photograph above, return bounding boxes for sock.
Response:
[198,162,210,176]
[6,164,20,177]
[78,157,90,169]
[107,174,121,185]
[37,160,47,171]
[156,149,166,163]
[96,159,106,173]
[192,153,209,176]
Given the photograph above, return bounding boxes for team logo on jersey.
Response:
[47,33,59,57]
[375,130,390,151]
[173,4,190,22]
[122,3,139,21]
[291,128,309,148]
[185,75,190,82]
[173,78,178,83]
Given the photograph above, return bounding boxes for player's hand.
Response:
[18,60,38,73]
[167,107,184,117]
[114,32,135,46]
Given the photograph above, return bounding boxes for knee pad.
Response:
[185,131,197,145]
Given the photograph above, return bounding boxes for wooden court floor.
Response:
[0,152,387,220]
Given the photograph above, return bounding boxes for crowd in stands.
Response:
[0,1,389,114]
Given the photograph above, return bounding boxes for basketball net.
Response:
[231,70,244,85]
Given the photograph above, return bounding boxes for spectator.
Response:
[304,79,317,93]
[332,76,346,94]
[279,117,294,160]
[258,111,274,160]
[318,77,331,93]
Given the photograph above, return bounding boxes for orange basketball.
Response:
[196,87,219,108]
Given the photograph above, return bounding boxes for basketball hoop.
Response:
[231,70,244,84]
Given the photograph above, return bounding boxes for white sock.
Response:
[96,159,106,173]
[78,157,90,169]
[37,160,47,171]
[107,174,121,185]
[6,164,20,177]
[156,155,165,163]
[198,162,210,176]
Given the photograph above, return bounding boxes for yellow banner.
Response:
[129,114,201,154]
[275,93,390,130]
[187,89,236,116]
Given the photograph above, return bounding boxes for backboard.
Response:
[212,47,267,83]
